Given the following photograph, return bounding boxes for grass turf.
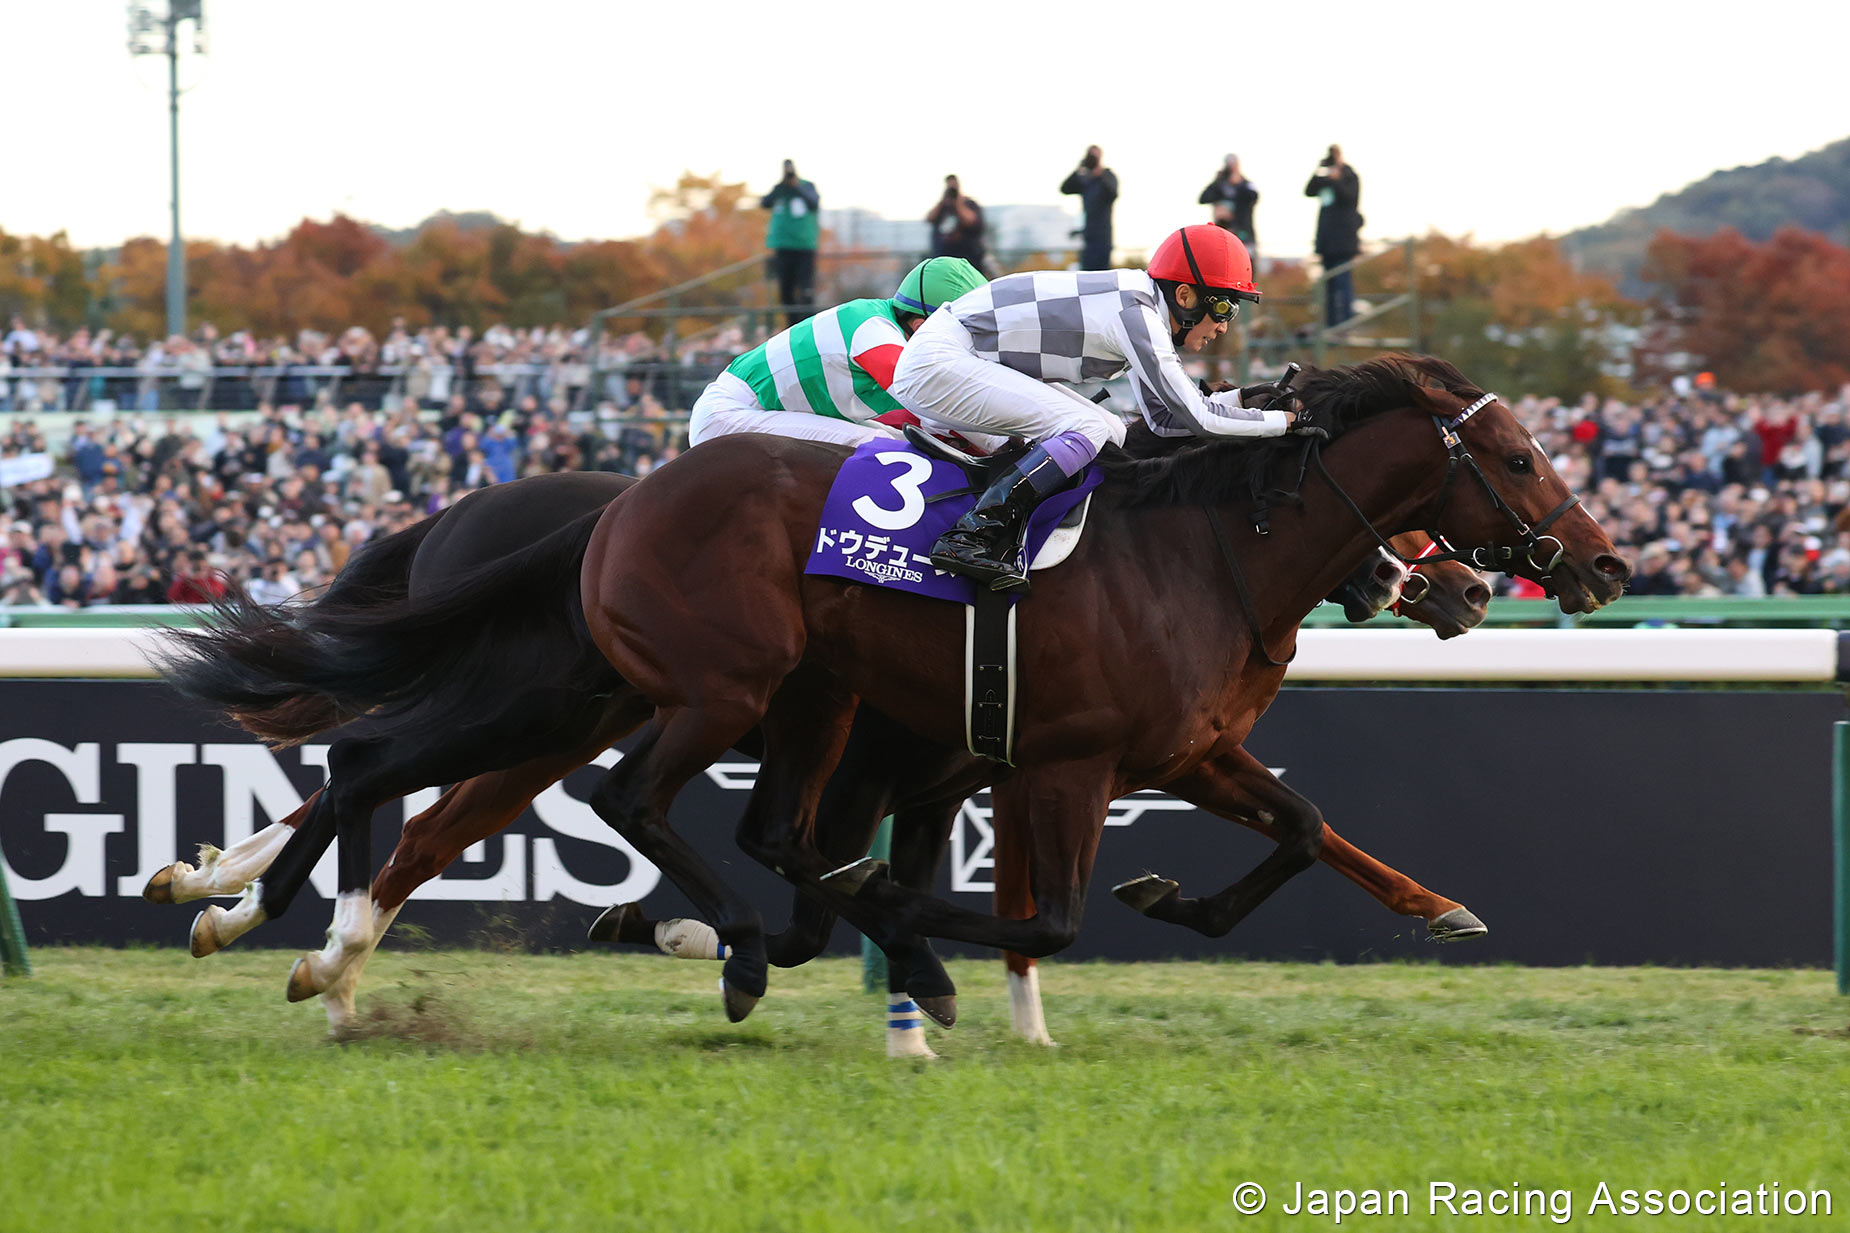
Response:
[3,949,1849,1232]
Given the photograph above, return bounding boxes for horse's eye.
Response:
[1507,454,1532,475]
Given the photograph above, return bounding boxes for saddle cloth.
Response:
[804,440,1101,604]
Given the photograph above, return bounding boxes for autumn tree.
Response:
[1641,225,1850,394]
[1364,233,1635,399]
[0,230,96,332]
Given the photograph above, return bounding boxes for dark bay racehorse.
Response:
[155,465,1487,1033]
[165,356,1625,1023]
[612,526,1491,1052]
[569,354,1627,1018]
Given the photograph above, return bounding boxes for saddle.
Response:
[903,425,1090,570]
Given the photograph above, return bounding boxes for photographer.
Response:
[1199,154,1259,259]
[1304,144,1363,326]
[926,175,987,269]
[760,159,821,326]
[1059,146,1119,271]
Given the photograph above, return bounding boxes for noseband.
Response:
[1309,390,1579,580]
[1418,392,1579,575]
[1208,387,1577,669]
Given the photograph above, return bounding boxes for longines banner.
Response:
[0,681,1840,966]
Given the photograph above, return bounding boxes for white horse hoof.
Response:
[143,862,189,904]
[286,956,321,1003]
[190,906,227,958]
[887,1033,939,1060]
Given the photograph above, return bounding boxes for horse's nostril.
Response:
[1594,553,1632,582]
[1464,584,1491,608]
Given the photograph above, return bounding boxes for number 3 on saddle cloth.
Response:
[805,439,1104,764]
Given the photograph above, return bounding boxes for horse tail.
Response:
[155,507,606,746]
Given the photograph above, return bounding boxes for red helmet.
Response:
[1148,225,1260,302]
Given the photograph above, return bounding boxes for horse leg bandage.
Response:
[886,995,937,1060]
[654,918,728,961]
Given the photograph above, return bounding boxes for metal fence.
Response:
[0,361,689,416]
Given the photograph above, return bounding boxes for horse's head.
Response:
[1396,371,1629,615]
[1387,531,1489,639]
[1327,547,1412,622]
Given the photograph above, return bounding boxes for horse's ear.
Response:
[1402,381,1448,415]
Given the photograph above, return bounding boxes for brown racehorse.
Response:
[159,355,1617,1026]
[575,355,1628,1019]
[153,472,1485,1033]
[616,525,1490,1054]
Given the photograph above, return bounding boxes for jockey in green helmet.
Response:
[688,257,986,448]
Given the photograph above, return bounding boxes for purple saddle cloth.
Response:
[804,440,1102,604]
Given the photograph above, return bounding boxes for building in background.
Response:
[820,205,1079,260]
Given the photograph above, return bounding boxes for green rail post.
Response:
[861,816,893,993]
[1836,721,1849,995]
[0,855,30,978]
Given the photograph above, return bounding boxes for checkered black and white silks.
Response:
[946,269,1288,441]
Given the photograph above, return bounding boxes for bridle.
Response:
[1412,391,1580,575]
[1208,387,1579,667]
[1392,538,1440,610]
[1307,390,1579,578]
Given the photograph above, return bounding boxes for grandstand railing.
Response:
[0,357,706,420]
[1302,595,1850,630]
[582,246,1081,411]
[10,596,1850,630]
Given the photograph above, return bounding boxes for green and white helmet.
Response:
[892,257,985,318]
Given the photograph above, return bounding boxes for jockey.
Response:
[687,257,987,448]
[889,225,1320,591]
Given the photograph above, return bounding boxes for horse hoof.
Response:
[820,857,888,896]
[588,902,636,945]
[1429,907,1488,942]
[719,976,760,1023]
[914,994,957,1029]
[189,907,226,958]
[286,956,320,1003]
[887,1034,939,1060]
[1111,873,1180,914]
[143,863,182,904]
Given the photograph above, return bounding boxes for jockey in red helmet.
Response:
[888,224,1316,591]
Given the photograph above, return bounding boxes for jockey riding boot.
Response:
[930,440,1080,593]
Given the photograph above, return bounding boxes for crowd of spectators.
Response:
[1508,387,1850,598]
[7,303,1850,607]
[0,386,687,609]
[0,314,719,416]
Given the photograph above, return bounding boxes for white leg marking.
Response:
[885,994,939,1060]
[1008,967,1057,1047]
[653,918,727,960]
[191,882,270,956]
[167,822,295,902]
[322,902,402,1032]
[291,891,376,1000]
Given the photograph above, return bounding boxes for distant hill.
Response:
[1560,136,1850,293]
[367,210,517,246]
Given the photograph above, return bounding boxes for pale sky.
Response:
[7,1,1847,259]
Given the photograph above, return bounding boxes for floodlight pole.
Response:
[165,3,185,340]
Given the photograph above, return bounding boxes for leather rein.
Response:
[1208,390,1579,668]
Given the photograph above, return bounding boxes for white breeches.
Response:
[689,372,897,448]
[887,313,1128,452]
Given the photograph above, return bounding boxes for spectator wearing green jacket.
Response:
[762,159,821,326]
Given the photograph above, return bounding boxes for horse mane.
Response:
[1096,352,1485,510]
